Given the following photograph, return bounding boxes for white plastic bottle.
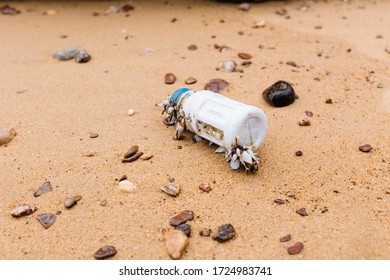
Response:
[171,88,267,150]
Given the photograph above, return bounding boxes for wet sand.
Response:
[0,0,389,259]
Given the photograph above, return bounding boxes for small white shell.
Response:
[128,109,135,116]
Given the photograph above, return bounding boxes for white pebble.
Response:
[128,109,135,116]
[118,180,136,193]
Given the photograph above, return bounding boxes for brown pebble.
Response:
[199,228,212,237]
[359,144,372,153]
[89,132,99,138]
[280,234,292,242]
[10,205,37,217]
[296,208,308,216]
[295,151,303,156]
[241,60,252,66]
[288,242,304,255]
[0,5,20,15]
[325,98,333,104]
[122,151,143,163]
[55,210,62,215]
[100,200,107,206]
[94,245,117,259]
[33,181,53,197]
[164,230,189,260]
[286,61,298,67]
[274,198,285,205]
[185,77,197,85]
[286,191,295,198]
[83,150,96,157]
[238,52,252,59]
[170,210,194,226]
[37,213,56,229]
[0,128,17,146]
[204,78,229,93]
[124,145,139,159]
[73,195,82,202]
[164,73,176,84]
[298,119,311,126]
[199,183,211,193]
[177,145,182,149]
[213,224,235,242]
[122,4,134,12]
[188,44,197,51]
[64,197,77,209]
[305,111,313,117]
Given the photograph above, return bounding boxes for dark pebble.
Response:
[298,119,311,126]
[280,234,291,242]
[325,98,333,104]
[175,223,191,237]
[213,224,235,242]
[33,181,53,197]
[177,145,182,149]
[164,73,176,84]
[94,245,117,260]
[122,151,143,163]
[287,242,304,255]
[75,50,91,63]
[122,5,134,12]
[359,144,372,153]
[89,132,99,138]
[241,60,252,66]
[296,208,308,216]
[295,151,303,156]
[37,213,56,229]
[199,228,211,237]
[262,81,297,107]
[188,44,197,51]
[56,210,62,215]
[305,111,313,117]
[170,210,194,226]
[238,52,252,59]
[124,145,139,159]
[0,5,20,15]
[274,198,285,204]
[118,175,128,182]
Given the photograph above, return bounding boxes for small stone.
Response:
[295,151,303,156]
[199,183,211,193]
[0,5,20,15]
[286,191,295,198]
[100,200,107,206]
[127,109,135,116]
[37,213,56,229]
[287,242,304,255]
[188,44,197,51]
[213,224,235,242]
[219,60,237,72]
[185,77,197,84]
[140,152,153,160]
[280,234,292,242]
[262,81,297,107]
[10,205,37,217]
[275,7,287,16]
[89,132,99,138]
[204,78,229,93]
[118,175,128,182]
[122,152,143,163]
[161,183,180,197]
[0,128,17,146]
[359,144,373,153]
[170,210,194,226]
[239,3,251,11]
[177,145,182,149]
[175,223,191,237]
[286,61,298,67]
[75,50,91,63]
[83,150,96,157]
[241,60,252,66]
[56,210,62,215]
[298,119,311,126]
[325,98,333,104]
[122,4,134,12]
[33,181,53,197]
[124,145,139,159]
[305,111,313,117]
[164,73,176,84]
[164,230,189,260]
[94,245,117,259]
[274,198,285,205]
[53,48,79,61]
[64,197,77,208]
[238,52,252,59]
[199,228,211,237]
[118,180,136,193]
[296,208,308,216]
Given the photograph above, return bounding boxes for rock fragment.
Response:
[199,183,212,193]
[0,128,17,146]
[53,48,91,63]
[359,144,372,153]
[124,146,139,159]
[10,205,37,217]
[140,152,154,160]
[298,119,311,126]
[199,228,211,237]
[185,77,197,85]
[262,81,297,107]
[74,50,91,63]
[94,245,117,259]
[287,242,304,255]
[37,213,56,229]
[33,181,53,197]
[280,234,292,242]
[170,210,194,226]
[122,152,143,163]
[213,224,235,242]
[164,230,189,260]
[161,184,180,197]
[0,5,20,15]
[89,132,99,138]
[175,223,191,237]
[296,208,308,216]
[118,180,136,193]
[274,198,285,204]
[83,150,96,157]
[238,52,252,59]
[64,196,82,209]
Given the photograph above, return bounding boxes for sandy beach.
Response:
[0,0,389,260]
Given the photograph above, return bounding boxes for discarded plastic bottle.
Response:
[160,88,267,172]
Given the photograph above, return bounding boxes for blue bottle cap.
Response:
[170,88,190,105]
